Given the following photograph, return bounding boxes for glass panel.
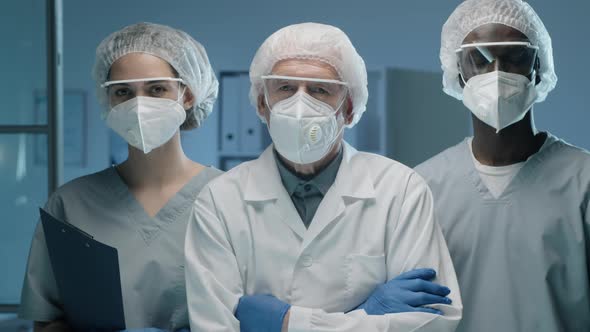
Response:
[37,90,88,168]
[0,1,47,125]
[0,134,48,305]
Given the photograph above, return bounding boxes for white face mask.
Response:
[268,91,344,165]
[106,95,186,154]
[462,71,537,132]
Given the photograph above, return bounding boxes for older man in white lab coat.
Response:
[185,22,462,332]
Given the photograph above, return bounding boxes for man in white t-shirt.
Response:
[415,0,590,331]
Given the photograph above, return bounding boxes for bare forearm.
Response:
[282,310,290,332]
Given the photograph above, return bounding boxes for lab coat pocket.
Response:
[345,254,387,309]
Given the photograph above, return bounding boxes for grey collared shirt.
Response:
[275,149,343,228]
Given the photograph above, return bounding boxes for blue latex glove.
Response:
[235,294,291,332]
[357,268,452,315]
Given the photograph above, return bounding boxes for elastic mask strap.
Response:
[177,86,187,105]
[527,70,537,86]
[321,99,347,149]
[333,93,347,115]
[460,72,469,87]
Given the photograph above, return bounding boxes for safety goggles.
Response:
[101,77,185,107]
[455,42,539,80]
[261,75,349,111]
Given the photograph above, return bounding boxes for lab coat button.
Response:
[301,255,313,267]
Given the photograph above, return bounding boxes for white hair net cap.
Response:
[249,22,368,128]
[441,0,557,103]
[92,22,219,130]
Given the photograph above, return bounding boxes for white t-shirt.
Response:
[468,137,526,199]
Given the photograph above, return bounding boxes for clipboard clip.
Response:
[40,208,94,239]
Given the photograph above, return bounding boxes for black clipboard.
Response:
[40,208,126,330]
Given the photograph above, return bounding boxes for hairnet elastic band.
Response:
[101,77,185,88]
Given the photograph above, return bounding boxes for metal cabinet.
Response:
[218,71,271,170]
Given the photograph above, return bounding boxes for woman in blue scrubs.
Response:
[18,22,220,331]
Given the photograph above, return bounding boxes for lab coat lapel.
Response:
[243,145,307,239]
[300,142,376,251]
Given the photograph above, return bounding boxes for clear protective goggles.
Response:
[261,75,349,112]
[101,77,185,107]
[455,42,539,80]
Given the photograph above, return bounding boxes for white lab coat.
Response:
[185,142,462,332]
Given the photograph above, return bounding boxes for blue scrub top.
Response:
[19,166,223,330]
[416,133,590,332]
